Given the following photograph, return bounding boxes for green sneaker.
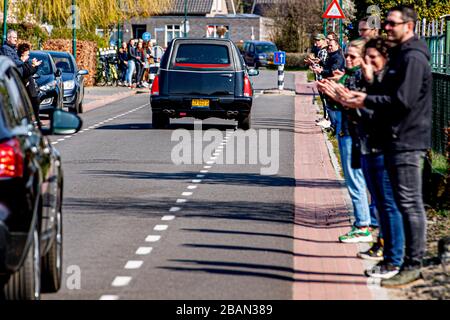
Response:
[339,226,373,243]
[381,268,422,288]
[357,241,384,261]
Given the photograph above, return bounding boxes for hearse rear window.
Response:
[175,44,230,66]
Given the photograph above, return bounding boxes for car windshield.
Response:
[256,44,277,53]
[29,54,52,75]
[51,56,74,73]
[175,44,230,65]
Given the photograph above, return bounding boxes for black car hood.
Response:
[35,74,55,86]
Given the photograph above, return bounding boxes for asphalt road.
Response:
[42,71,297,300]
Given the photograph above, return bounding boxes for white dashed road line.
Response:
[124,260,144,270]
[145,235,161,242]
[111,276,132,287]
[99,295,119,300]
[136,247,153,255]
[154,225,168,231]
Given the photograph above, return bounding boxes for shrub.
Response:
[285,52,308,69]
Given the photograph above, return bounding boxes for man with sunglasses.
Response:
[338,5,432,288]
[358,16,380,40]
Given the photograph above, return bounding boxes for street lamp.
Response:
[2,0,8,45]
[183,0,187,37]
[72,0,76,58]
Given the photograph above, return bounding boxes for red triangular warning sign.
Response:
[322,0,345,19]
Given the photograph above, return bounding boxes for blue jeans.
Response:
[336,112,371,227]
[125,60,136,84]
[385,151,426,268]
[326,106,338,130]
[361,153,405,267]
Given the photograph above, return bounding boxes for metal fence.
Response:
[418,16,450,155]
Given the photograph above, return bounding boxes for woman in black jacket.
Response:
[17,43,42,122]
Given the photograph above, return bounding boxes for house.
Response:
[123,0,274,47]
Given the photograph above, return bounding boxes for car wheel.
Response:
[41,192,63,293]
[69,106,77,114]
[78,101,83,114]
[3,226,41,300]
[152,112,169,129]
[237,113,251,130]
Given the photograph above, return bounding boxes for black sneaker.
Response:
[357,242,384,261]
[364,261,400,279]
[381,267,422,288]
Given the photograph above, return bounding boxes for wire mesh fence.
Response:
[419,17,450,155]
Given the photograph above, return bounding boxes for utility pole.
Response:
[72,0,77,58]
[2,0,7,45]
[184,0,187,37]
[118,0,123,46]
[339,0,343,47]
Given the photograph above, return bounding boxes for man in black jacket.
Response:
[311,33,345,130]
[339,5,432,287]
[0,30,24,75]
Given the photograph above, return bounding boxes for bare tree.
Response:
[267,0,322,52]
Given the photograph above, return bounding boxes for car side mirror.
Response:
[78,69,89,76]
[55,68,62,77]
[248,68,259,76]
[42,109,83,135]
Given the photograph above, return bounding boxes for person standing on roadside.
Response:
[118,41,129,86]
[126,39,137,88]
[0,30,24,75]
[17,43,42,122]
[338,5,432,287]
[358,16,380,40]
[311,32,345,131]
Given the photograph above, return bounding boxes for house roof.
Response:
[164,0,215,15]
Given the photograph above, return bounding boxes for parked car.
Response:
[0,56,82,300]
[150,38,259,130]
[242,40,278,68]
[29,51,64,114]
[47,51,89,114]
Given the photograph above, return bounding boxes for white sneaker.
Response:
[316,119,331,128]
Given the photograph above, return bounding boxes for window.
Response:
[255,43,278,54]
[52,56,74,73]
[206,25,230,39]
[29,54,53,75]
[0,69,32,128]
[175,44,230,65]
[132,24,147,40]
[0,79,18,128]
[166,25,182,47]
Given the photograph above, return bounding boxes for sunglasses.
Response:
[345,54,359,59]
[383,20,409,27]
[366,54,381,59]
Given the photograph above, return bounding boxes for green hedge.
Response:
[0,23,48,49]
[0,24,108,49]
[267,52,309,70]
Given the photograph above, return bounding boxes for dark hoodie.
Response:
[363,35,432,152]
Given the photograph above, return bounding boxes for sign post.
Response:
[274,51,286,91]
[142,32,151,42]
[322,0,345,46]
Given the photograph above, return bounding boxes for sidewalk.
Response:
[291,72,388,300]
[83,86,144,112]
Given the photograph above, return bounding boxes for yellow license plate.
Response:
[191,99,210,107]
